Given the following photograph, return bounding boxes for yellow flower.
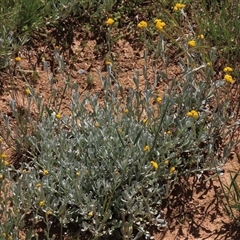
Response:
[156,97,162,103]
[137,21,148,29]
[43,169,49,176]
[192,111,199,118]
[94,123,100,128]
[124,109,129,114]
[207,62,212,67]
[105,61,112,66]
[143,145,150,152]
[105,18,114,26]
[186,110,199,118]
[174,3,186,11]
[1,153,7,159]
[164,160,169,165]
[154,19,166,31]
[0,173,3,179]
[150,161,158,170]
[143,118,148,124]
[115,171,119,174]
[45,210,51,216]
[4,160,9,166]
[166,130,171,135]
[117,129,122,133]
[154,19,162,24]
[36,183,41,188]
[15,56,21,62]
[39,201,45,207]
[1,154,9,166]
[88,211,94,217]
[25,88,31,95]
[170,166,176,173]
[224,74,234,84]
[188,40,196,48]
[223,67,233,72]
[76,171,80,176]
[56,113,61,119]
[197,34,204,39]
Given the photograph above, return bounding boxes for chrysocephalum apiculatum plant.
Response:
[1,54,238,239]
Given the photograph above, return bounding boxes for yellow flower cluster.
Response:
[223,66,233,72]
[174,3,186,11]
[186,110,199,118]
[39,201,45,207]
[169,166,176,173]
[155,19,166,31]
[15,56,21,62]
[143,145,150,151]
[1,153,7,159]
[88,211,94,217]
[56,113,62,119]
[2,233,13,240]
[224,74,234,84]
[156,96,162,103]
[45,210,51,216]
[198,34,204,39]
[188,40,196,47]
[164,160,169,165]
[43,169,49,176]
[143,118,148,124]
[150,161,158,170]
[105,61,112,66]
[105,18,114,26]
[137,21,147,29]
[23,169,29,173]
[1,153,9,166]
[25,88,31,95]
[223,66,234,84]
[4,161,9,166]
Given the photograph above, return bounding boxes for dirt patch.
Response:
[155,154,240,240]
